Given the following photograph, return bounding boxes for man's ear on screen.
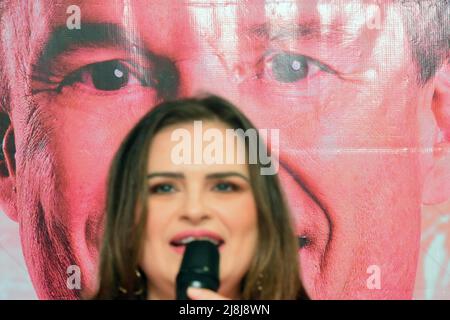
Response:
[422,61,450,205]
[0,107,17,221]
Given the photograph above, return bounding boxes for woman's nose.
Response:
[180,192,211,223]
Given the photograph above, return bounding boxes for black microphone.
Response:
[176,240,220,300]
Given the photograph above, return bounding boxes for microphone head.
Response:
[176,240,220,300]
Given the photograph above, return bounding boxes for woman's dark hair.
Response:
[92,95,305,300]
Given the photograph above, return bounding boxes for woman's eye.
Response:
[60,60,153,92]
[261,51,333,83]
[150,183,176,194]
[213,182,239,192]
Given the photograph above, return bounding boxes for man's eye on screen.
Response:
[258,51,336,84]
[59,59,155,92]
[32,59,156,95]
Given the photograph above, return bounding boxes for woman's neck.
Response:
[147,284,175,300]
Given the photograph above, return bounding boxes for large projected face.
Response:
[0,0,448,299]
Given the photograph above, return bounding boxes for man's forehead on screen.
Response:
[3,0,446,89]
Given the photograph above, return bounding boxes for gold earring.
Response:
[256,273,264,292]
[118,269,144,295]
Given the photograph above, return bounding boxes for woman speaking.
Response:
[93,95,307,300]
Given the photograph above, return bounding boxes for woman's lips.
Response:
[169,230,225,255]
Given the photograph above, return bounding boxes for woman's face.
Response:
[141,120,258,299]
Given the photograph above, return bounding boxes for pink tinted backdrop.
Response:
[0,0,449,299]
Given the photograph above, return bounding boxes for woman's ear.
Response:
[423,62,450,205]
[0,110,17,221]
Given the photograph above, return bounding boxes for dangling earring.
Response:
[118,269,144,295]
[256,273,264,292]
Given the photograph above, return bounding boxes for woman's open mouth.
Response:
[169,231,225,254]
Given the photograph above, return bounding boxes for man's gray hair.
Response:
[401,0,450,84]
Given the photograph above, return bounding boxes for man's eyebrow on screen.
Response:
[35,23,148,70]
[36,19,345,64]
[247,20,346,44]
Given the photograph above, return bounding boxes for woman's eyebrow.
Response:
[34,22,148,71]
[147,172,185,179]
[205,172,250,182]
[146,172,249,182]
